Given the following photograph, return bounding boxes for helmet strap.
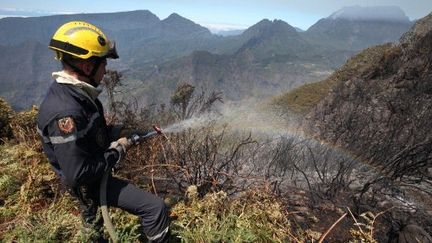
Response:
[88,58,103,87]
[63,58,102,87]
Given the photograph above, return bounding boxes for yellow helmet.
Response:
[49,21,118,60]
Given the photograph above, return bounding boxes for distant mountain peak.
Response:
[253,19,291,28]
[256,19,272,25]
[125,9,154,15]
[163,13,192,23]
[329,5,409,22]
[161,12,210,35]
[244,18,297,36]
[166,12,181,18]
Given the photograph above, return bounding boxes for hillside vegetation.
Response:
[271,43,394,114]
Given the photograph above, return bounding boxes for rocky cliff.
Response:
[307,13,432,180]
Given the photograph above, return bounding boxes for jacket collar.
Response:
[52,71,102,100]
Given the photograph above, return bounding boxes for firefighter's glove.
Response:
[106,137,132,170]
[117,137,132,152]
[109,137,132,156]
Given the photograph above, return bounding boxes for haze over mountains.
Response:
[0,6,414,109]
[329,5,409,21]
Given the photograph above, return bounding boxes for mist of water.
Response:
[162,113,218,133]
[161,99,302,139]
[159,99,424,214]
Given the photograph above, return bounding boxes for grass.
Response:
[0,142,79,242]
[171,187,319,242]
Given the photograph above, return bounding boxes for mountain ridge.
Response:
[0,7,414,109]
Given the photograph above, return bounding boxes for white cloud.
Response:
[201,22,249,33]
[0,14,27,19]
[0,8,76,18]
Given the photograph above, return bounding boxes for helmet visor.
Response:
[106,41,119,59]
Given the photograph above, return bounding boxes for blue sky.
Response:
[1,0,431,31]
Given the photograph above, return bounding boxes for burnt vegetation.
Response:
[107,76,430,241]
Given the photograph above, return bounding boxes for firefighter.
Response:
[36,21,170,242]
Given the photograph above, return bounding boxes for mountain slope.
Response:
[236,19,315,61]
[0,41,58,110]
[0,10,218,65]
[271,43,393,114]
[306,13,432,179]
[161,13,211,37]
[127,19,333,104]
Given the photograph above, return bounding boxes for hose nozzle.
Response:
[153,125,162,134]
[129,125,163,145]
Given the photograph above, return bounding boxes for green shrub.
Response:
[9,106,40,150]
[0,98,14,142]
[109,209,142,242]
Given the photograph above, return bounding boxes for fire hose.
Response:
[100,125,163,243]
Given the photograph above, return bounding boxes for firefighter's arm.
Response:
[46,115,121,188]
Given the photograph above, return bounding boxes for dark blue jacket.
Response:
[37,81,120,188]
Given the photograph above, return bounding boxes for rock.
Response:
[397,224,432,243]
[293,206,310,213]
[400,13,432,50]
[294,215,307,224]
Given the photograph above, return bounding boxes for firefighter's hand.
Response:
[116,137,132,152]
[108,137,133,157]
[107,137,133,169]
